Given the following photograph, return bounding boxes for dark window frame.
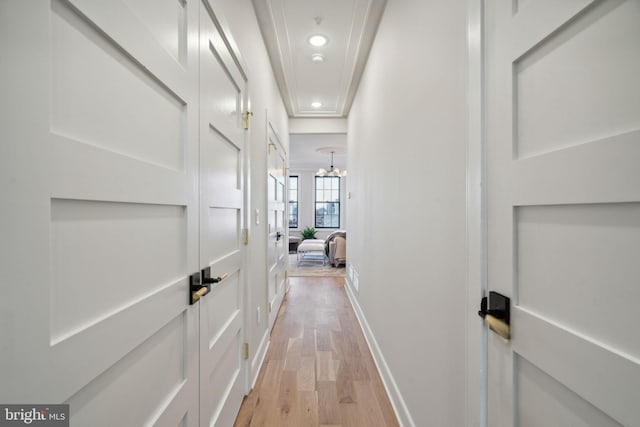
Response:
[288,175,299,229]
[314,176,341,229]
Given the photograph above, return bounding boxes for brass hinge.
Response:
[242,111,253,130]
[242,228,249,245]
[242,342,249,360]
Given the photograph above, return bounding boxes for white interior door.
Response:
[485,1,640,425]
[266,124,287,329]
[0,0,200,425]
[198,2,247,426]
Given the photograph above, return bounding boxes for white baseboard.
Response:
[250,329,270,389]
[251,280,287,391]
[268,285,285,331]
[344,278,416,427]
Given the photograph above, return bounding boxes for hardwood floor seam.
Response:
[234,276,400,427]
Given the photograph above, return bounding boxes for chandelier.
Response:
[316,151,347,177]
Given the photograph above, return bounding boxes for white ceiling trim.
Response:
[266,0,297,112]
[336,0,371,114]
[253,0,387,118]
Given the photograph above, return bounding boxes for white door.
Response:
[0,1,200,425]
[266,123,287,329]
[485,1,640,426]
[198,2,248,426]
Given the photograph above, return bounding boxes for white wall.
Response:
[289,118,348,134]
[288,168,347,240]
[215,0,289,385]
[346,0,468,425]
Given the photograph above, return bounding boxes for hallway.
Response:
[2,1,639,425]
[234,277,399,426]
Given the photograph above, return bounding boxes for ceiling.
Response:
[253,0,387,118]
[289,134,347,170]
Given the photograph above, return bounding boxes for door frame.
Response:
[241,96,252,396]
[466,1,486,426]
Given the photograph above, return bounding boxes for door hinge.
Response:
[242,228,249,245]
[242,111,253,130]
[242,342,249,360]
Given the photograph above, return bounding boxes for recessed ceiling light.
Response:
[308,34,328,47]
[311,101,323,108]
[311,53,325,63]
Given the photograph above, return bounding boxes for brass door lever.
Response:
[189,272,210,305]
[192,286,209,303]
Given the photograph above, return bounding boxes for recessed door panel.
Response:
[204,207,240,263]
[67,313,190,426]
[50,199,187,343]
[203,272,241,344]
[51,0,186,172]
[1,1,200,425]
[515,355,622,427]
[514,0,640,158]
[516,203,640,357]
[123,0,187,64]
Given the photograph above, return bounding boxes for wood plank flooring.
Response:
[234,276,399,427]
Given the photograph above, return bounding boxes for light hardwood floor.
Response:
[234,276,400,427]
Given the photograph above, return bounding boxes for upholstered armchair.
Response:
[325,230,346,267]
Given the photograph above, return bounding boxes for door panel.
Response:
[1,1,199,425]
[67,313,191,427]
[204,207,241,262]
[485,0,640,425]
[513,0,640,159]
[516,204,640,356]
[50,199,186,342]
[515,356,622,427]
[199,2,247,425]
[123,0,188,64]
[51,0,186,172]
[267,124,287,328]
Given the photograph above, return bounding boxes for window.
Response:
[288,176,298,228]
[315,176,340,228]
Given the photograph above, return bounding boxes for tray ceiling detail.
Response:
[253,0,386,118]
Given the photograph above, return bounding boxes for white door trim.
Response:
[466,1,486,426]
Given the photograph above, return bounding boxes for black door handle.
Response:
[477,291,510,323]
[478,291,511,340]
[201,266,228,284]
